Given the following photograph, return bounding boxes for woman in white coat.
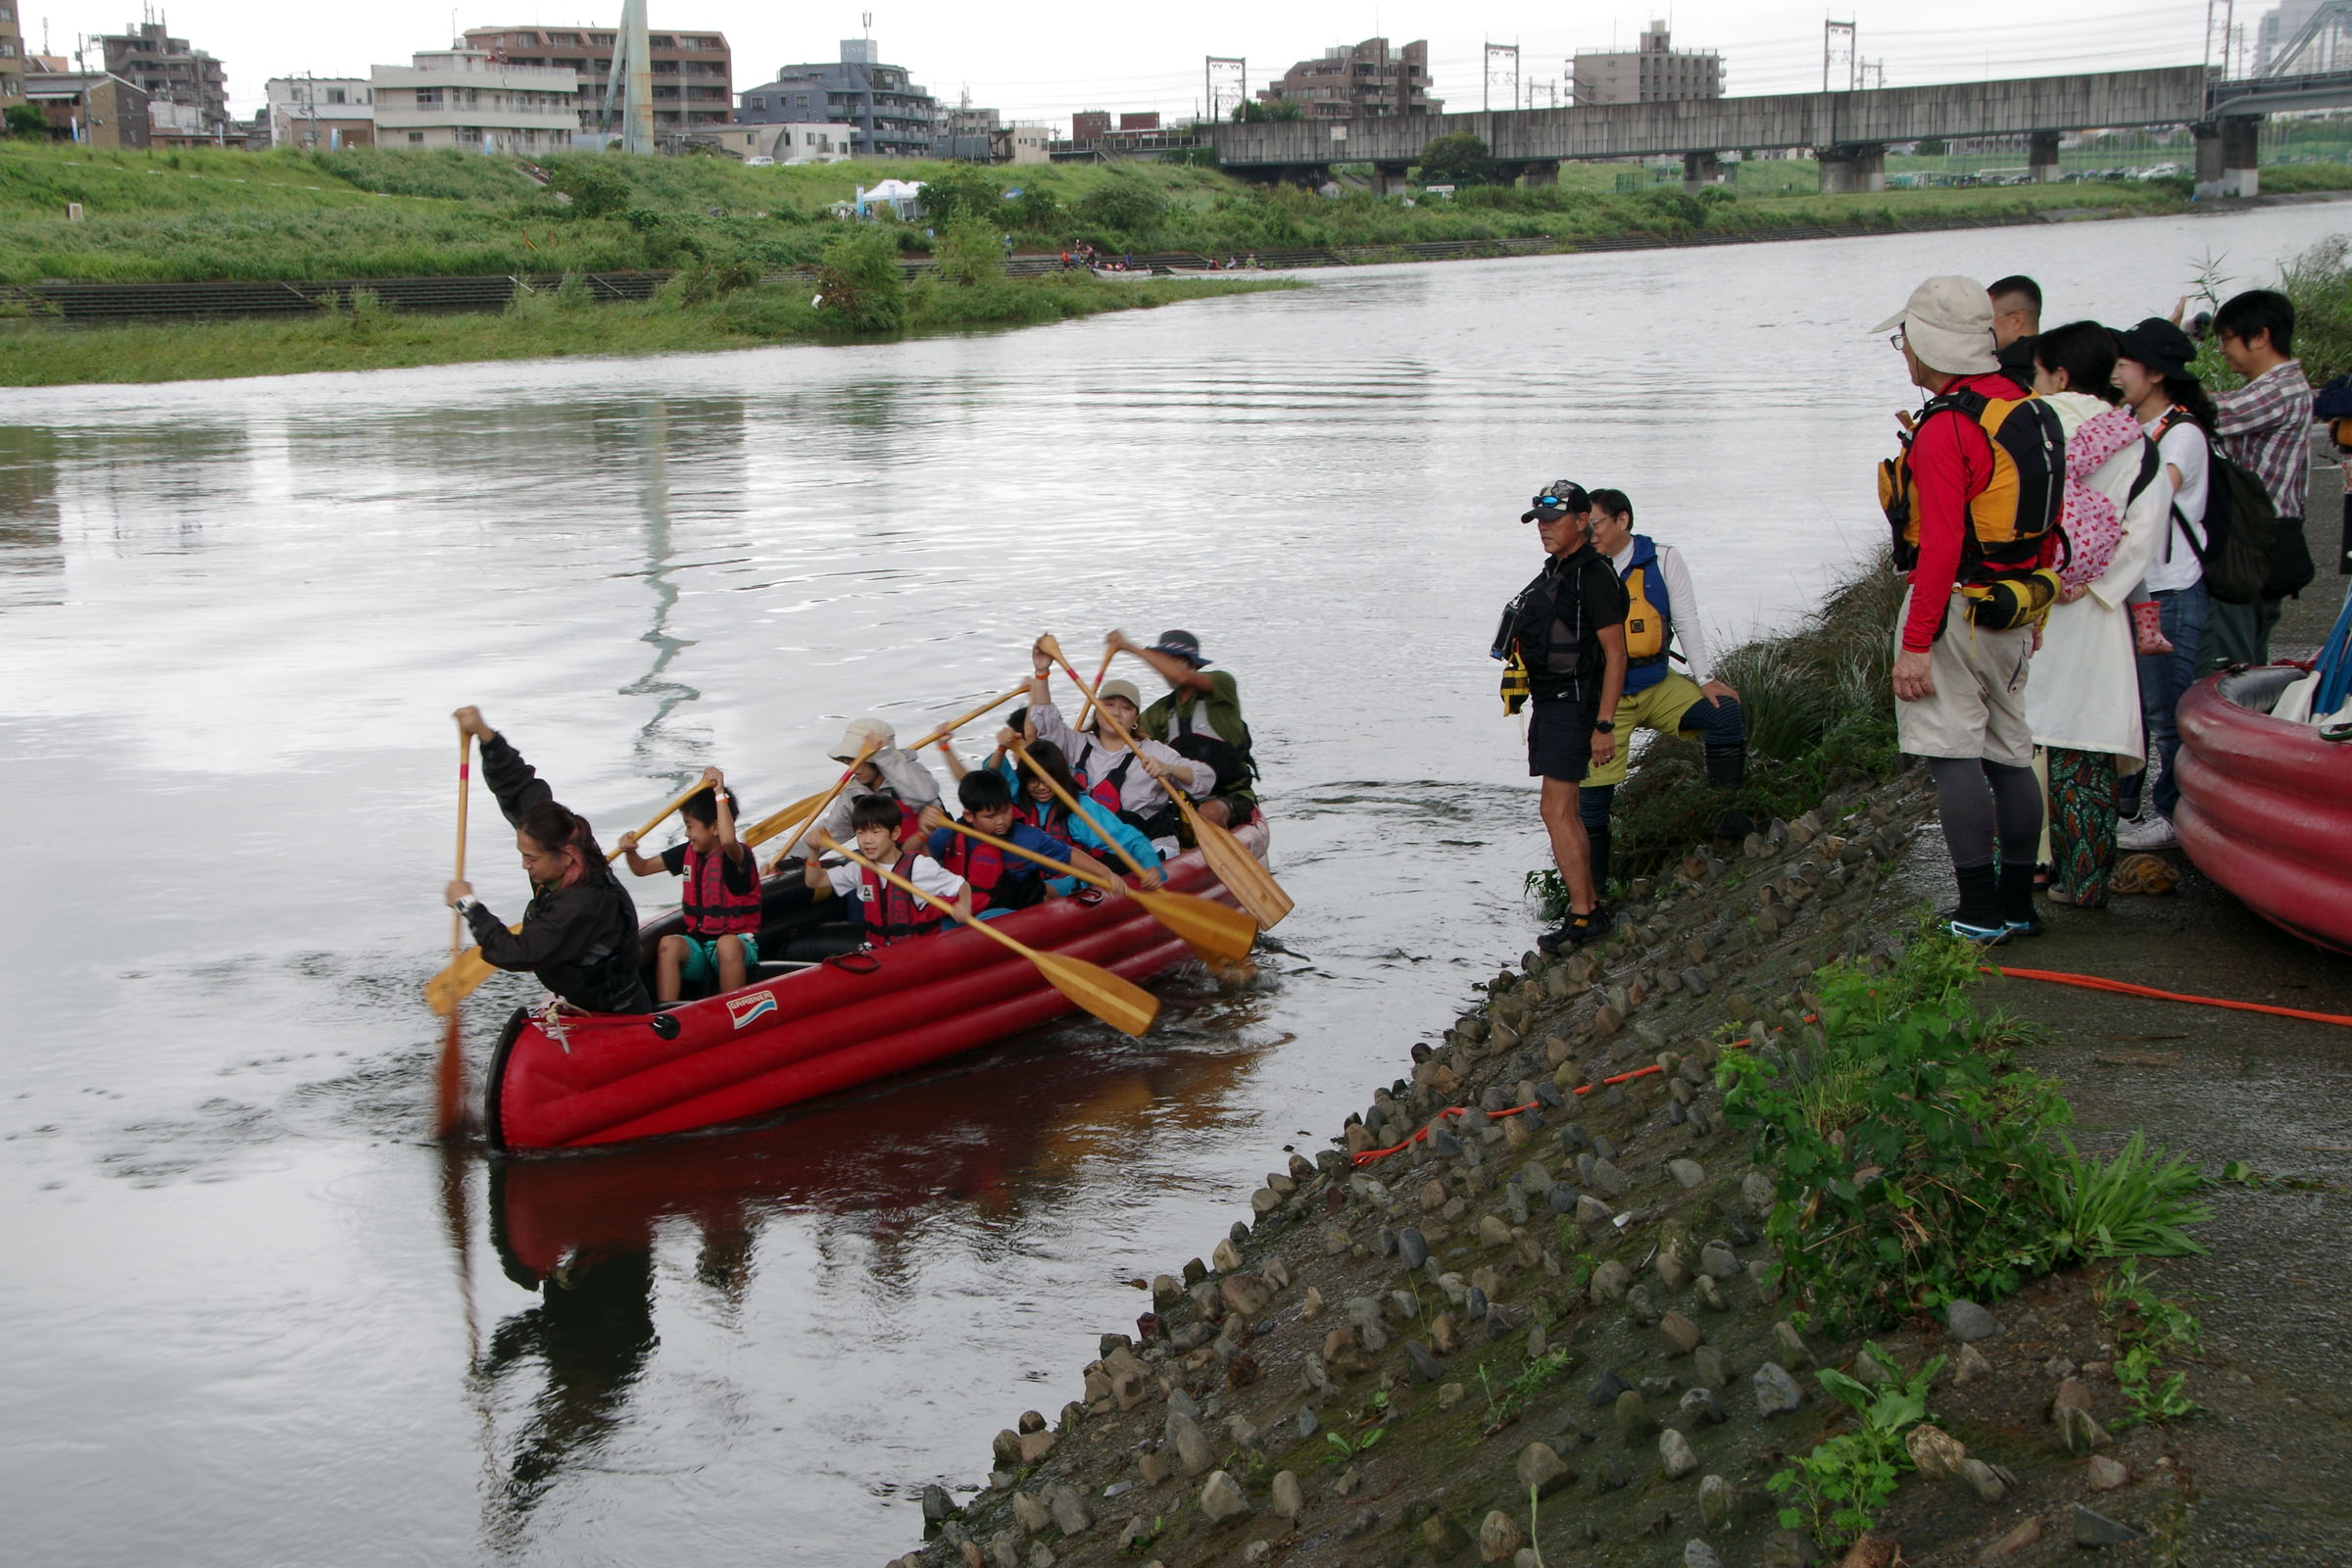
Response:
[2025,321,2176,910]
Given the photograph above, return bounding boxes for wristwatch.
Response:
[1593,719,1617,733]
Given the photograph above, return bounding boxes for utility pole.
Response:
[1483,41,1519,113]
[1824,21,1857,92]
[1205,55,1244,122]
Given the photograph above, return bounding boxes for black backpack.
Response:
[2157,410,2278,605]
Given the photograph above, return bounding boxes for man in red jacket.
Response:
[1872,275,2054,943]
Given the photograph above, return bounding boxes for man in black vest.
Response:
[1493,481,1629,954]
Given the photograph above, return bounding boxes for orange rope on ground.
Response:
[1351,1064,1669,1167]
[1984,963,2352,1030]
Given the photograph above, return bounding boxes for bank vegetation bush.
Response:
[1721,918,2212,1338]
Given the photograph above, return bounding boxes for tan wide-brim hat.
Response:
[1872,275,1998,376]
[829,717,895,761]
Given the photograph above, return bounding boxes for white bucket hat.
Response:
[1872,275,1997,376]
[829,717,896,761]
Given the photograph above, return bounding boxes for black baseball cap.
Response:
[1521,480,1591,523]
[2113,318,2197,381]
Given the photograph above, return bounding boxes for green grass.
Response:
[0,138,2275,289]
[0,271,1296,386]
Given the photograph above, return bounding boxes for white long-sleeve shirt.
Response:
[1029,701,1213,814]
[1607,537,1714,685]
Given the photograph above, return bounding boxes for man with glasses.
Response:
[1492,480,1628,953]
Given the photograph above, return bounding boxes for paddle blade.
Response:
[435,1010,468,1141]
[743,790,822,849]
[423,946,498,1017]
[1133,887,1258,961]
[1191,816,1295,929]
[1031,951,1160,1038]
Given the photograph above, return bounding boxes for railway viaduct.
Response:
[1204,66,2352,200]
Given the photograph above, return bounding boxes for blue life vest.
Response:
[1618,535,1675,696]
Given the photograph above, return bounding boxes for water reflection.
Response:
[469,987,1275,1555]
[0,425,63,609]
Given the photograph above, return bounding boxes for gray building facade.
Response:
[737,38,934,157]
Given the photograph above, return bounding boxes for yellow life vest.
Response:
[1878,385,2066,581]
[1624,564,1668,663]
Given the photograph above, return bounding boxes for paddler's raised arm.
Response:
[455,707,555,829]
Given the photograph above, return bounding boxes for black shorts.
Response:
[1527,696,1592,782]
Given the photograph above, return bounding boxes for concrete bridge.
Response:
[1204,66,2341,199]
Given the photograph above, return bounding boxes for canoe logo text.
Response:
[726,991,777,1030]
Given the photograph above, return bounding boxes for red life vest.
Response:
[856,859,949,946]
[681,845,762,937]
[935,826,1047,914]
[1072,738,1139,814]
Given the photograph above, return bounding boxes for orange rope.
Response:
[1984,963,2352,1030]
[1351,1014,1821,1169]
[1351,1064,1670,1166]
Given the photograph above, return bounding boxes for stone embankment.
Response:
[887,768,2188,1568]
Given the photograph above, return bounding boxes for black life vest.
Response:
[855,859,949,946]
[680,845,761,937]
[934,825,1047,913]
[1878,385,2065,583]
[1493,549,1621,704]
[1161,697,1256,796]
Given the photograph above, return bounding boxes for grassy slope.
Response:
[0,139,2289,287]
[0,272,1295,386]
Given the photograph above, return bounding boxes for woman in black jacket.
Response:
[443,708,653,1015]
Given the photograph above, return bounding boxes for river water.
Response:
[3,203,2344,1564]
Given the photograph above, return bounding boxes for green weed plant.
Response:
[2099,1259,2205,1427]
[1723,922,2074,1335]
[1767,1347,1944,1550]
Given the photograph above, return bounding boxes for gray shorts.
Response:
[1893,588,2035,767]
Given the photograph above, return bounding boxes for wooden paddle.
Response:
[435,727,473,1139]
[1072,643,1117,732]
[1038,634,1295,929]
[423,774,715,1017]
[821,836,1159,1037]
[932,817,1258,961]
[760,742,879,875]
[747,685,1027,861]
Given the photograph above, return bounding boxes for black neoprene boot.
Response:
[1705,747,1752,841]
[1947,863,2008,943]
[1587,824,1613,897]
[1997,861,2042,938]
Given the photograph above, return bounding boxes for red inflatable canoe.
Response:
[2174,664,2352,957]
[484,820,1267,1152]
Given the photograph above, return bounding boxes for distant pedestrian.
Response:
[1987,274,2042,396]
[1872,276,2066,942]
[1492,481,1628,953]
[2203,288,2317,668]
[2112,318,2217,850]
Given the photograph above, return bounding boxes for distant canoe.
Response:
[1090,266,1156,281]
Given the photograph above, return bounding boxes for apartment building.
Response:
[462,24,731,133]
[1571,24,1724,106]
[0,3,24,109]
[24,71,149,147]
[738,38,934,158]
[265,77,375,149]
[95,20,228,132]
[370,49,579,154]
[1257,37,1441,119]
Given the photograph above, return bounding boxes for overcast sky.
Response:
[45,0,2229,123]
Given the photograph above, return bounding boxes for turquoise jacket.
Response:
[992,758,1161,891]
